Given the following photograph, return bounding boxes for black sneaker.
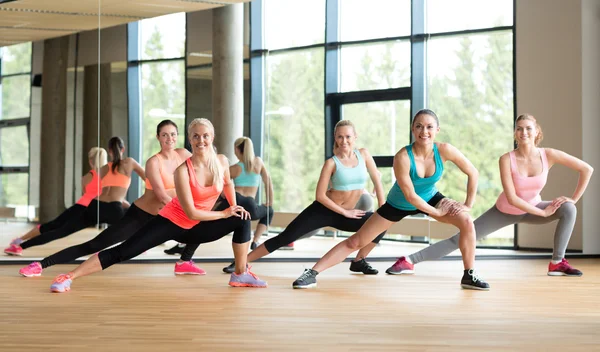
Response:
[250,242,259,250]
[164,243,185,255]
[349,258,379,275]
[222,261,236,274]
[461,269,490,291]
[292,269,318,289]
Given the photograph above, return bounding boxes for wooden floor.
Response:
[1,259,599,351]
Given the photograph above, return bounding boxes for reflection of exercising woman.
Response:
[7,137,145,254]
[18,120,189,277]
[4,147,108,256]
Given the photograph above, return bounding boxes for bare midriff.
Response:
[326,189,363,210]
[235,186,258,199]
[134,188,177,215]
[98,186,128,203]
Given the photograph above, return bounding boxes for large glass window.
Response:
[341,40,411,92]
[340,0,411,41]
[426,0,513,33]
[0,173,28,207]
[1,75,31,120]
[265,49,324,212]
[264,0,325,50]
[1,42,32,75]
[0,126,29,166]
[427,31,514,245]
[140,13,186,60]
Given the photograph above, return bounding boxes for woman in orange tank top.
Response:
[17,120,191,277]
[13,137,145,254]
[4,147,108,256]
[49,118,267,293]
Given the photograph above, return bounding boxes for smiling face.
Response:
[334,125,357,153]
[411,113,440,146]
[188,122,214,154]
[157,124,178,152]
[514,117,540,147]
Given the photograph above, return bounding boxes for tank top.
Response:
[145,153,184,191]
[101,162,132,189]
[330,149,368,191]
[76,170,101,206]
[387,143,444,210]
[159,158,223,229]
[495,148,549,215]
[233,162,261,187]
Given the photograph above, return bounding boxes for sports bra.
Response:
[101,162,132,189]
[159,158,224,229]
[495,148,549,215]
[76,170,101,206]
[233,162,261,187]
[145,153,184,191]
[330,150,368,191]
[386,143,444,210]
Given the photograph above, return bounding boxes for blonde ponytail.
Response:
[88,147,108,169]
[188,118,223,189]
[234,137,256,172]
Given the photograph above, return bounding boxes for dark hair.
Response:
[108,136,124,173]
[412,109,440,127]
[156,119,178,136]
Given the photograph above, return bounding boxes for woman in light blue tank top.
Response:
[293,109,490,290]
[222,120,389,275]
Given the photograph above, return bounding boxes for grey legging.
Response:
[409,201,577,263]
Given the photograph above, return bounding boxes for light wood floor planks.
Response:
[1,259,599,351]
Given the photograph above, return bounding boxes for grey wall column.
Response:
[40,36,69,222]
[212,4,244,160]
[82,63,113,169]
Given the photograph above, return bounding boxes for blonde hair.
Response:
[234,137,256,172]
[333,120,357,152]
[188,118,223,188]
[515,114,543,146]
[88,147,108,169]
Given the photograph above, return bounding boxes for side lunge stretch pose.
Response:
[49,118,266,293]
[292,109,490,290]
[389,114,593,277]
[18,120,190,277]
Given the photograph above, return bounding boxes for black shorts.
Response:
[376,192,445,222]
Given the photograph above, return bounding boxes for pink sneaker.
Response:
[4,244,23,256]
[174,260,206,275]
[19,262,42,277]
[229,270,267,287]
[548,258,583,276]
[280,242,294,250]
[50,274,72,293]
[385,257,415,275]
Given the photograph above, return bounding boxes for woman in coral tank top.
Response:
[49,118,267,293]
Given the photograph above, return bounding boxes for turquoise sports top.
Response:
[234,162,261,187]
[330,149,368,191]
[387,143,444,210]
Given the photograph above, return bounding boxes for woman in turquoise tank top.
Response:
[293,109,489,290]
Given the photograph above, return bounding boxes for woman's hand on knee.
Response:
[225,206,251,220]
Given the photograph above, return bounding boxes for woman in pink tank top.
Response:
[398,114,594,279]
[48,118,268,293]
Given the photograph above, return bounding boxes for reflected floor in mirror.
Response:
[0,259,599,351]
[1,223,547,263]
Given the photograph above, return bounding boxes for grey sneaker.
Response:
[229,270,267,288]
[292,268,318,289]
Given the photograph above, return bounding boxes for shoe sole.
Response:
[461,284,490,291]
[350,269,379,275]
[4,252,22,256]
[229,282,267,288]
[50,287,70,293]
[174,272,206,275]
[293,283,317,289]
[547,272,583,277]
[385,270,414,275]
[20,272,41,278]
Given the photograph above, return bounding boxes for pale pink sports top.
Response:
[159,158,224,229]
[495,148,549,215]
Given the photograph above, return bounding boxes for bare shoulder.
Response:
[217,154,230,168]
[175,148,192,159]
[358,147,371,159]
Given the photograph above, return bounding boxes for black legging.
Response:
[40,204,154,268]
[21,200,125,250]
[98,215,250,269]
[38,204,87,233]
[179,193,272,261]
[263,201,386,253]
